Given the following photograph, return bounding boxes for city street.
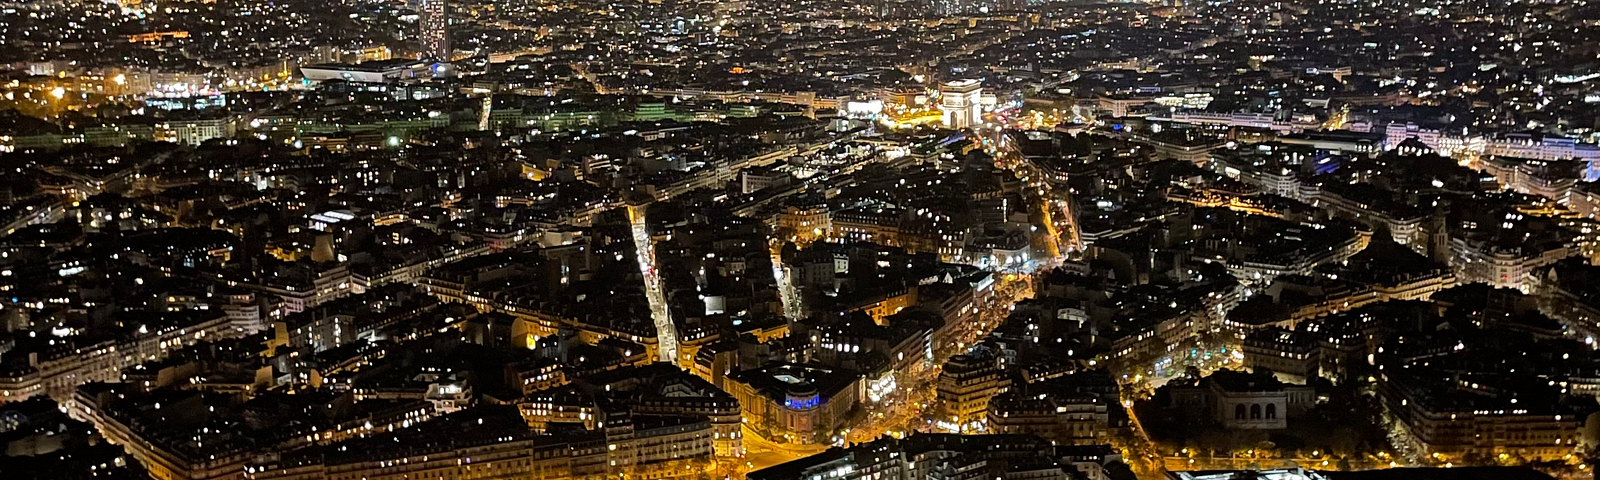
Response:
[628,203,679,363]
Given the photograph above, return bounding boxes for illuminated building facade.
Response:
[723,364,862,445]
[419,0,450,61]
[940,80,982,130]
[1379,371,1583,462]
[987,392,1110,445]
[934,349,1009,432]
[1167,369,1314,430]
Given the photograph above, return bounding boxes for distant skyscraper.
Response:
[420,0,450,61]
[941,80,983,129]
[931,0,999,15]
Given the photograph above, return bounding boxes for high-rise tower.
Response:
[420,0,450,61]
